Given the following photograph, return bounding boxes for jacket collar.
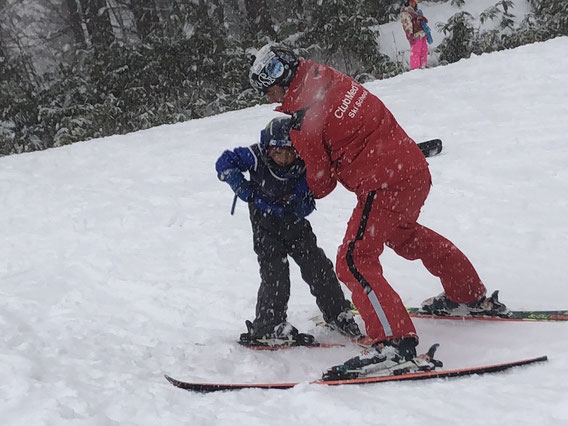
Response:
[276,60,332,114]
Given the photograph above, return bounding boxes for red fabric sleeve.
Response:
[290,126,337,199]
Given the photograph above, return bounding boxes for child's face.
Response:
[268,146,297,167]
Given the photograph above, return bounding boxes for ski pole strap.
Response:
[230,194,238,215]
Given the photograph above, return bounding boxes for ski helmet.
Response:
[249,44,299,93]
[260,117,293,149]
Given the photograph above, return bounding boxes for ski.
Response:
[165,355,547,393]
[311,309,568,327]
[406,308,568,322]
[240,341,346,351]
[418,139,442,157]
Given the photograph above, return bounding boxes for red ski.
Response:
[165,355,547,393]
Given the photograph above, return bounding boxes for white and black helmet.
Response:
[249,44,299,93]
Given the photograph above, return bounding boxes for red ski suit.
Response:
[277,60,486,343]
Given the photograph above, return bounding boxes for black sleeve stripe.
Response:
[290,108,309,131]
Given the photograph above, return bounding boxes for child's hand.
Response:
[252,194,287,218]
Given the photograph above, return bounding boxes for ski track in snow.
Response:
[1,34,568,426]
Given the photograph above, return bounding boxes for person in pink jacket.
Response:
[401,0,430,69]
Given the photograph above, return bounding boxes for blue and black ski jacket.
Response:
[215,144,315,218]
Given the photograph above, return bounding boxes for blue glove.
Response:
[283,192,315,218]
[216,148,257,202]
[252,194,287,218]
[282,178,315,218]
[218,168,253,202]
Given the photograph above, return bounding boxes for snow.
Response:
[2,35,568,425]
[379,0,533,66]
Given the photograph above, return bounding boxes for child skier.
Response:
[401,0,433,69]
[215,117,362,347]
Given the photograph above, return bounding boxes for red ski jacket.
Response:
[276,60,428,199]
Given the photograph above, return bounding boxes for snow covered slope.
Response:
[1,37,567,425]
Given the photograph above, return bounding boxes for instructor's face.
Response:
[266,85,286,103]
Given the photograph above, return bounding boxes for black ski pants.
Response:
[248,204,350,336]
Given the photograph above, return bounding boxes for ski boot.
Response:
[419,290,511,318]
[326,309,363,340]
[321,337,436,381]
[239,320,316,348]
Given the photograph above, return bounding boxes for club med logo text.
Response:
[334,82,368,119]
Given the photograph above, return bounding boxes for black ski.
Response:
[165,355,547,393]
[239,341,346,350]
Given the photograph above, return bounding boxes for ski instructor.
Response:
[248,44,509,379]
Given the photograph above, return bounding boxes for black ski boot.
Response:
[239,320,316,347]
[326,309,363,339]
[420,290,510,318]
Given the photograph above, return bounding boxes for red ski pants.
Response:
[336,169,486,343]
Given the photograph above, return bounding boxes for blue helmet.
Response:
[260,117,293,149]
[249,44,299,93]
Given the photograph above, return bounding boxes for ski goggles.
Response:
[250,48,285,90]
[260,130,293,148]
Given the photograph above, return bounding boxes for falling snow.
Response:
[1,38,567,425]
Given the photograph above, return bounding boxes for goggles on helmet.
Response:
[260,129,293,148]
[267,136,292,148]
[249,46,286,92]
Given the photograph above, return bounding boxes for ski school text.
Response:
[334,82,368,119]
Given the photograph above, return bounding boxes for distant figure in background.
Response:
[401,0,433,70]
[215,117,362,348]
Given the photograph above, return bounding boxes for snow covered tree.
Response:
[437,11,475,64]
[129,0,161,42]
[297,0,401,80]
[80,0,115,53]
[534,0,568,36]
[64,0,88,49]
[244,0,276,42]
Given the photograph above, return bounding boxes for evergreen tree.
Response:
[130,0,161,41]
[297,0,401,80]
[5,0,567,158]
[0,45,43,155]
[535,0,568,36]
[437,11,475,64]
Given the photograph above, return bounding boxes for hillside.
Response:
[1,37,567,425]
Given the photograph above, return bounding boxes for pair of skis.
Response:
[165,306,564,392]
